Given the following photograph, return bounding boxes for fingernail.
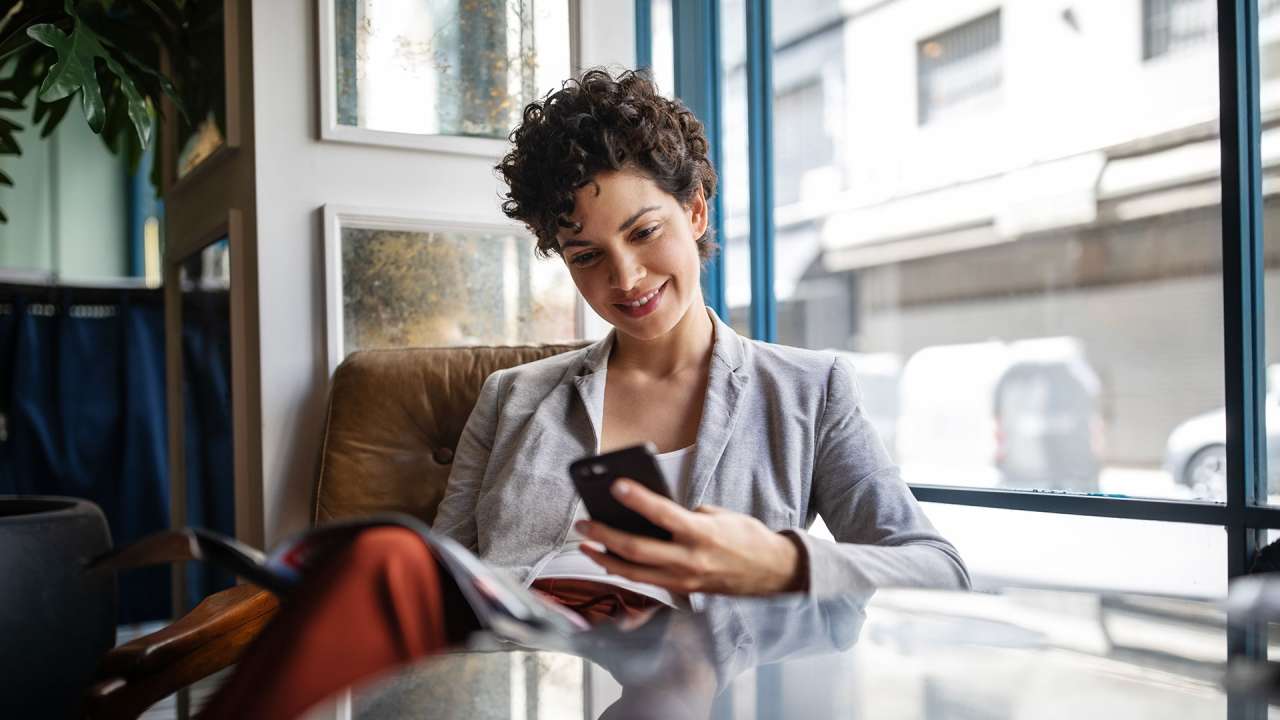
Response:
[612,480,630,497]
[574,520,589,533]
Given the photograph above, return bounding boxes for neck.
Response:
[609,301,714,378]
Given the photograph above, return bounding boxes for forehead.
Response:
[567,171,670,229]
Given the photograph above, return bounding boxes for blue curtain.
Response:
[0,284,234,624]
[181,288,237,604]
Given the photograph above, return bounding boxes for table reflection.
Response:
[349,587,1239,719]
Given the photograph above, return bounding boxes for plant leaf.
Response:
[27,15,153,148]
[27,22,106,132]
[99,54,152,148]
[0,167,12,186]
[98,35,185,123]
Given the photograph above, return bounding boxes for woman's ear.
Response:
[686,186,709,238]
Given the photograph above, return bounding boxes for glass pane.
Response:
[763,1,1226,501]
[1263,530,1280,665]
[333,0,571,138]
[918,503,1227,598]
[1260,0,1280,506]
[177,0,227,179]
[179,238,235,608]
[650,0,675,96]
[720,0,753,338]
[340,226,578,355]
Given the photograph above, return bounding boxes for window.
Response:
[917,11,1002,125]
[1144,0,1216,59]
[1145,0,1280,60]
[773,80,833,206]
[655,0,1278,662]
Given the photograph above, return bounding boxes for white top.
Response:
[533,444,696,607]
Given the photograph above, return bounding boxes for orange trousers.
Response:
[200,527,661,720]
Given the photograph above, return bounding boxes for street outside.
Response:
[811,464,1258,601]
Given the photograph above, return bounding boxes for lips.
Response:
[613,280,667,319]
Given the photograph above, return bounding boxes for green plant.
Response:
[0,0,222,222]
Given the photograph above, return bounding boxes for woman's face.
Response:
[558,169,708,341]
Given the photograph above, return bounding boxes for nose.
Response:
[608,251,646,292]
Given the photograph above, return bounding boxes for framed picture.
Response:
[317,0,576,156]
[323,204,586,375]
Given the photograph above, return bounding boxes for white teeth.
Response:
[626,286,661,307]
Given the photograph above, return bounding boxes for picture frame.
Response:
[316,0,578,157]
[322,203,588,376]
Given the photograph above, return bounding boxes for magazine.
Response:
[88,514,589,641]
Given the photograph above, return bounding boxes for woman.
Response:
[203,69,968,719]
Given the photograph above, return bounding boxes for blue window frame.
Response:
[646,0,1276,695]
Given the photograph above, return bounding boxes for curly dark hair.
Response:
[496,68,718,261]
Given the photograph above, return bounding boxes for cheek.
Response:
[568,267,607,302]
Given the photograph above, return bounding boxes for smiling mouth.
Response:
[621,285,662,307]
[613,280,667,317]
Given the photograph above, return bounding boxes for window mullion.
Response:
[745,0,776,342]
[671,0,728,320]
[634,0,652,71]
[1217,0,1268,708]
[1217,0,1268,574]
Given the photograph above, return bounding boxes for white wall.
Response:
[249,0,636,544]
[0,102,127,279]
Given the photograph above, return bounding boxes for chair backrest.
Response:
[313,343,587,525]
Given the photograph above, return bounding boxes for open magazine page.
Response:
[89,513,587,640]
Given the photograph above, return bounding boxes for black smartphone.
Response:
[569,443,674,542]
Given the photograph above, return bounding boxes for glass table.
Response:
[343,586,1271,719]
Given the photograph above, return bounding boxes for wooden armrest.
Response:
[100,584,279,678]
[85,584,280,719]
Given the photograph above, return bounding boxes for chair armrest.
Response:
[85,584,280,719]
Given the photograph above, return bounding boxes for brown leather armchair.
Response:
[86,343,585,719]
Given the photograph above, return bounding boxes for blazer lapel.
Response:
[572,330,615,454]
[683,310,749,508]
[570,309,749,508]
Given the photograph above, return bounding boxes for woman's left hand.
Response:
[575,478,807,596]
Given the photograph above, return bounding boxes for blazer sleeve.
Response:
[785,356,972,596]
[431,368,505,550]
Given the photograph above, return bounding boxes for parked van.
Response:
[895,337,1103,492]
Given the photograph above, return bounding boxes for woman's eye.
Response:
[635,224,660,241]
[570,252,599,266]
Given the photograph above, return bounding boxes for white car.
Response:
[1163,391,1280,501]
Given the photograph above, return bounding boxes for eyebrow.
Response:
[617,205,660,232]
[559,205,661,250]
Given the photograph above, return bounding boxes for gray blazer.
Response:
[433,309,970,602]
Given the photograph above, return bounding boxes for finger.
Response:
[611,479,696,535]
[580,544,701,594]
[576,520,694,569]
[693,504,730,515]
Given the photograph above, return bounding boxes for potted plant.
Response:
[0,0,224,222]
